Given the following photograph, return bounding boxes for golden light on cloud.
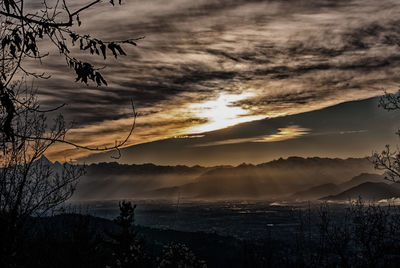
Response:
[253,126,310,143]
[30,0,400,165]
[195,125,310,147]
[45,90,310,161]
[186,92,264,133]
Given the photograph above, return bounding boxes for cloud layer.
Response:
[28,0,400,160]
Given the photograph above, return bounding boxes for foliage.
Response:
[27,214,108,268]
[287,200,400,268]
[0,0,138,266]
[106,201,208,268]
[0,0,137,151]
[107,201,151,268]
[158,242,207,268]
[0,89,85,267]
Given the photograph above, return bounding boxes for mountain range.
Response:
[33,154,400,202]
[37,155,400,202]
[62,156,387,201]
[142,157,378,200]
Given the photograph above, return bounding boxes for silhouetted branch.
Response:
[0,0,103,28]
[13,99,137,159]
[1,0,140,151]
[371,145,400,183]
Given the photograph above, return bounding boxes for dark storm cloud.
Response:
[31,0,400,160]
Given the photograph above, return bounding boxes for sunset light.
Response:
[186,92,264,133]
[2,0,400,266]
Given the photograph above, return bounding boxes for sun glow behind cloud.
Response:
[186,92,264,133]
[33,0,400,162]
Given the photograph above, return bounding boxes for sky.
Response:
[82,97,400,166]
[28,0,400,163]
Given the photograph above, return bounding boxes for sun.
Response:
[186,92,264,133]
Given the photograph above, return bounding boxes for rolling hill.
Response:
[320,182,400,201]
[290,173,385,201]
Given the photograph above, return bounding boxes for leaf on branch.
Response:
[72,60,107,86]
[9,44,16,57]
[100,43,107,59]
[70,33,79,45]
[24,32,38,56]
[108,43,118,58]
[13,32,21,50]
[83,41,91,50]
[115,44,126,55]
[2,0,17,15]
[1,37,9,49]
[108,43,126,58]
[27,43,37,56]
[95,72,107,86]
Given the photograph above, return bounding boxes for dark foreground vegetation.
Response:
[1,201,208,268]
[4,200,400,267]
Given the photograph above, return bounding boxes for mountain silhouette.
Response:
[290,173,385,201]
[34,158,383,201]
[338,173,384,190]
[290,183,342,201]
[142,157,376,200]
[320,182,400,201]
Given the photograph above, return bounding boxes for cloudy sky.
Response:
[29,0,400,163]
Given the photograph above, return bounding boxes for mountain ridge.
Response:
[35,156,386,201]
[290,173,385,201]
[321,182,400,201]
[139,157,376,200]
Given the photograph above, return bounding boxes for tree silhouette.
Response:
[107,201,151,268]
[0,89,87,266]
[0,0,138,152]
[372,92,400,182]
[0,1,139,265]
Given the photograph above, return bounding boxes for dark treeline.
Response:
[244,200,400,268]
[5,200,400,268]
[2,201,207,268]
